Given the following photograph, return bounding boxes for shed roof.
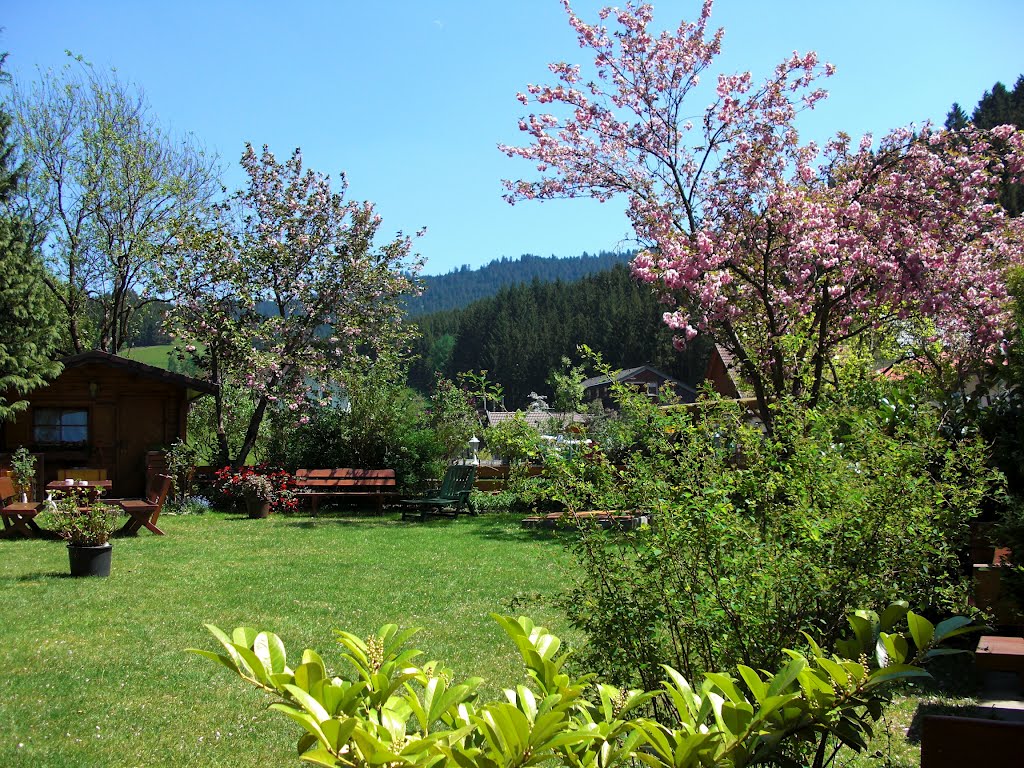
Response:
[61,350,217,398]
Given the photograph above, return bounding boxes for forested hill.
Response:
[407,264,711,407]
[406,251,634,316]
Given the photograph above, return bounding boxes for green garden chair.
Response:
[399,465,477,522]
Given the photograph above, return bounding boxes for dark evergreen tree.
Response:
[0,53,61,421]
[950,75,1024,216]
[944,102,969,131]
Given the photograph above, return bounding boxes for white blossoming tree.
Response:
[163,143,422,466]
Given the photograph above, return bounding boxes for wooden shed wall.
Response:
[1,362,187,496]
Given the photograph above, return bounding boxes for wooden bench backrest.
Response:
[0,475,15,503]
[58,468,108,481]
[295,469,396,488]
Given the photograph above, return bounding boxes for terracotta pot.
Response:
[243,493,272,519]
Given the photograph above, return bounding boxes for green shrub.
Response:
[191,605,977,768]
[553,368,995,689]
[271,371,477,493]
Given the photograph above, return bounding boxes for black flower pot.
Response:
[67,543,112,577]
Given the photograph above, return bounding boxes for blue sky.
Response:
[4,1,1022,275]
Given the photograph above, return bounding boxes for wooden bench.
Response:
[0,476,45,538]
[921,714,1024,767]
[295,469,397,515]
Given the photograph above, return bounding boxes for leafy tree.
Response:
[0,53,60,421]
[163,143,422,467]
[547,355,586,412]
[502,1,1024,431]
[548,365,992,688]
[972,78,1022,130]
[10,57,219,353]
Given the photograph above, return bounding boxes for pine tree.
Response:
[0,53,61,421]
[944,102,969,131]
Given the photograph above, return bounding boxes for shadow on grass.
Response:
[463,513,575,545]
[278,511,411,531]
[9,571,73,581]
[900,653,987,743]
[271,510,571,545]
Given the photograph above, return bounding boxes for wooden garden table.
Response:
[46,479,112,502]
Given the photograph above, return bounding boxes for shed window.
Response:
[33,408,88,445]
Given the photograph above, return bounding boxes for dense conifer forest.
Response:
[406,251,633,316]
[407,264,712,407]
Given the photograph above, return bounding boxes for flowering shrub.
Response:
[48,489,120,546]
[214,465,297,514]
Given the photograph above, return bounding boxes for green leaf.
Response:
[282,684,331,723]
[847,613,875,651]
[233,645,268,685]
[736,665,767,703]
[933,616,975,643]
[202,625,246,674]
[231,626,259,648]
[766,657,806,698]
[269,704,328,746]
[880,632,909,665]
[863,664,931,688]
[816,658,849,688]
[704,672,745,704]
[719,700,754,737]
[755,693,801,721]
[298,748,346,767]
[187,649,237,673]
[879,601,910,633]
[906,612,935,652]
[254,631,288,675]
[295,661,326,693]
[319,718,357,753]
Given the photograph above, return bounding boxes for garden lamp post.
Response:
[468,436,480,465]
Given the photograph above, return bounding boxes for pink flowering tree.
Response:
[502,0,1024,428]
[163,143,422,466]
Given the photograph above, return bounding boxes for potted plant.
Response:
[9,446,37,502]
[215,465,296,518]
[49,489,120,577]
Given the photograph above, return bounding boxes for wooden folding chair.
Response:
[117,474,172,535]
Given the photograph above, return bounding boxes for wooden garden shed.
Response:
[0,351,215,497]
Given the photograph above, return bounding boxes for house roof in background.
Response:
[581,364,698,397]
[710,344,755,399]
[485,411,590,429]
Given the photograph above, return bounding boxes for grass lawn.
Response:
[120,344,175,369]
[0,508,984,767]
[0,510,576,767]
